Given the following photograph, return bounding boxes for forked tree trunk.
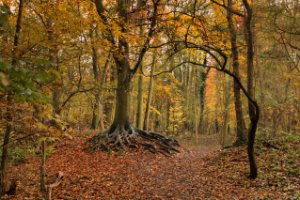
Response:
[89,0,178,154]
[88,64,179,154]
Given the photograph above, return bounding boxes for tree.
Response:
[226,0,247,145]
[147,0,260,178]
[135,0,145,129]
[88,0,179,154]
[209,0,259,179]
[143,52,156,131]
[0,0,24,195]
[242,0,259,179]
[90,27,110,130]
[198,56,210,134]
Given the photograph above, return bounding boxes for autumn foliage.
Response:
[0,0,300,199]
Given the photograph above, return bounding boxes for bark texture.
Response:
[88,68,179,155]
[227,0,247,145]
[243,0,259,179]
[143,53,156,131]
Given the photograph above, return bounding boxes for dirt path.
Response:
[44,137,215,200]
[4,134,292,200]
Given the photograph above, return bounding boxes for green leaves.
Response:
[0,3,11,33]
[0,59,51,102]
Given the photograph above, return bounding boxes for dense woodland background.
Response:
[0,0,299,199]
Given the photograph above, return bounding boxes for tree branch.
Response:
[210,0,244,17]
[130,0,160,74]
[94,0,116,45]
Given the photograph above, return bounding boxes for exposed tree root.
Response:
[86,124,180,155]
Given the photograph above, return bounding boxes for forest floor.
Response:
[2,130,300,200]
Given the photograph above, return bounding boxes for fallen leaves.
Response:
[2,132,300,200]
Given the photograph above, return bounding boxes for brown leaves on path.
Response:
[3,133,299,200]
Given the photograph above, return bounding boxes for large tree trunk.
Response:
[88,64,179,154]
[89,0,178,154]
[112,68,131,127]
[227,0,247,145]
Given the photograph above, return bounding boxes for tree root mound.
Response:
[86,125,180,155]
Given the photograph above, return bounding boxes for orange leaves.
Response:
[6,131,300,199]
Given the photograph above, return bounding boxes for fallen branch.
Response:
[46,171,64,200]
[262,141,280,150]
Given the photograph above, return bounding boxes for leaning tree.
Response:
[140,0,259,178]
[88,0,179,154]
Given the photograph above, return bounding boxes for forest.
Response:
[0,0,299,199]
